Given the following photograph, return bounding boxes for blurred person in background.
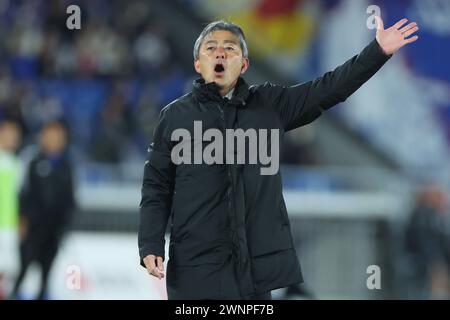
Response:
[89,86,134,164]
[405,184,450,299]
[10,120,76,300]
[0,118,22,300]
[139,18,419,300]
[1,0,185,163]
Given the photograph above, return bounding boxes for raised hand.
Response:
[375,16,419,55]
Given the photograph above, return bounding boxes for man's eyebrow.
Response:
[224,40,238,45]
[204,39,238,45]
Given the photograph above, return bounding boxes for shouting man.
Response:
[139,18,419,299]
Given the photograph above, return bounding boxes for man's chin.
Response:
[204,77,232,91]
[213,77,229,87]
[204,78,223,85]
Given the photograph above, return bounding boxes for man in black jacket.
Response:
[139,18,419,300]
[11,120,75,300]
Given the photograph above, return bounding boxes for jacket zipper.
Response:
[217,102,237,258]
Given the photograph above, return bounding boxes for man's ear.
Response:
[194,60,201,74]
[240,58,249,75]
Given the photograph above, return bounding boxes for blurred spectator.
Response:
[89,86,134,164]
[405,184,450,299]
[133,22,170,78]
[21,93,65,135]
[76,21,128,77]
[0,118,22,300]
[0,69,28,136]
[0,0,190,163]
[10,120,76,300]
[135,82,161,149]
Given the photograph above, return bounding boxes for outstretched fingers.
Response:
[404,35,419,44]
[394,18,408,30]
[399,22,417,34]
[403,26,419,39]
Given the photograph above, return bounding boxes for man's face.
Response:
[0,122,21,153]
[40,124,67,155]
[194,30,249,95]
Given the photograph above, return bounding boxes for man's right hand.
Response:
[143,255,165,279]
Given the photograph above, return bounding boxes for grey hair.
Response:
[193,20,249,60]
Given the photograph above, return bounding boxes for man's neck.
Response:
[218,78,238,97]
[224,88,234,100]
[219,86,233,98]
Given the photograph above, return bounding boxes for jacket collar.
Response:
[192,77,249,107]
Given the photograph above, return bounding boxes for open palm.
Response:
[375,16,419,55]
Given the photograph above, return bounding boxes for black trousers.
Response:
[11,231,59,300]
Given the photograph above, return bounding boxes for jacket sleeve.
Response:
[61,160,76,229]
[260,38,391,131]
[138,106,175,267]
[19,160,34,220]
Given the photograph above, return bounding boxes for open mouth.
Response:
[214,63,225,73]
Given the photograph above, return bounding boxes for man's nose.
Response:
[215,47,225,59]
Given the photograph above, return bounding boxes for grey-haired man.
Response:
[139,18,419,300]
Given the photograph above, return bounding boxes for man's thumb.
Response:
[375,15,384,31]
